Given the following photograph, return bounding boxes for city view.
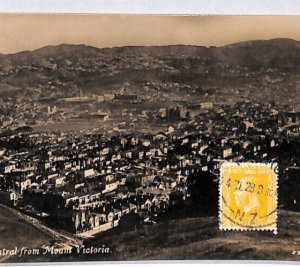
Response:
[0,15,300,262]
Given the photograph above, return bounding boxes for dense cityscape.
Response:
[0,92,299,237]
[0,38,300,261]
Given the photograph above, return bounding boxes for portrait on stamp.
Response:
[220,163,277,233]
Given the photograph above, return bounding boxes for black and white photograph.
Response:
[0,14,299,263]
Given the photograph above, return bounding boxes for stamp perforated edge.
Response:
[218,161,278,234]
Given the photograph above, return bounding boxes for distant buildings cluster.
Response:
[0,100,299,236]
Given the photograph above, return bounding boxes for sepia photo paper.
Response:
[0,14,299,263]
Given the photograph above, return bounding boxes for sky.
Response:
[0,15,300,54]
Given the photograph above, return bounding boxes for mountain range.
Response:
[0,38,299,102]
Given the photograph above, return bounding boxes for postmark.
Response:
[219,162,278,234]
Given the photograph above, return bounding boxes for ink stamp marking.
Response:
[219,162,277,234]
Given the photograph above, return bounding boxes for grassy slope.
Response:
[0,205,51,250]
[5,209,300,262]
[88,210,300,261]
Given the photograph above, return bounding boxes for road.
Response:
[0,204,82,263]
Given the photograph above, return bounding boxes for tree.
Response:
[187,170,218,215]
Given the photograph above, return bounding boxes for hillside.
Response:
[0,204,51,263]
[2,38,300,71]
[87,209,300,261]
[7,209,300,262]
[0,38,300,104]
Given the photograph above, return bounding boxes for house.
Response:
[0,148,6,156]
[4,162,16,173]
[269,139,278,148]
[167,125,175,134]
[48,173,66,187]
[200,102,213,109]
[129,203,137,213]
[120,205,130,215]
[12,176,32,193]
[104,94,115,101]
[53,176,66,187]
[106,210,115,222]
[10,191,22,201]
[102,181,118,194]
[64,195,79,206]
[93,213,107,226]
[78,192,90,204]
[221,146,232,158]
[83,168,98,178]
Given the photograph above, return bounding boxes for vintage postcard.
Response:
[0,14,300,263]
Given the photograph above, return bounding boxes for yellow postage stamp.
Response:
[219,162,278,234]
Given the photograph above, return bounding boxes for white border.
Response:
[0,1,298,266]
[0,0,300,14]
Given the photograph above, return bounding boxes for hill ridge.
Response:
[1,37,299,56]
